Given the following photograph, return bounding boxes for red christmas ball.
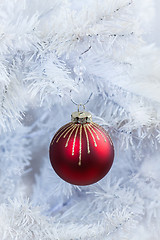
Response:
[49,111,114,185]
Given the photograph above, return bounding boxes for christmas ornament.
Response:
[49,108,114,185]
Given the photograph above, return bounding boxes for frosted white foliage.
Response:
[139,154,160,181]
[0,0,160,239]
[48,0,135,56]
[45,173,142,238]
[26,54,75,107]
[26,0,63,17]
[32,160,78,208]
[0,198,58,240]
[90,177,143,215]
[0,198,137,240]
[133,0,155,31]
[117,44,160,103]
[0,125,31,203]
[0,0,39,52]
[54,197,138,239]
[0,74,27,133]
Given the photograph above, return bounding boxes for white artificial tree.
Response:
[0,0,160,239]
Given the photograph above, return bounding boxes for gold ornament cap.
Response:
[71,111,92,124]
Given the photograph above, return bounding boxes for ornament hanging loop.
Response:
[70,91,93,109]
[77,104,85,112]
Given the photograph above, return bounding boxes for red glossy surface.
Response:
[49,122,114,185]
